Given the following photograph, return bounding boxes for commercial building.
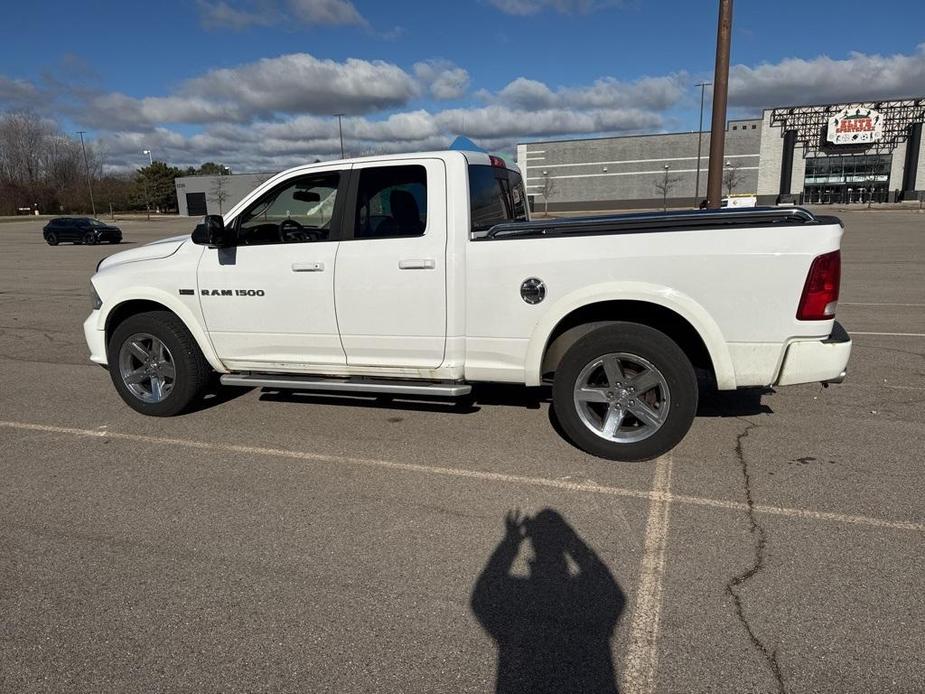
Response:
[516,98,925,211]
[175,172,272,216]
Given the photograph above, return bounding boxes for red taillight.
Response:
[797,250,840,320]
[489,155,506,168]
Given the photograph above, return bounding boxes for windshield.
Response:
[89,218,107,226]
[468,165,529,233]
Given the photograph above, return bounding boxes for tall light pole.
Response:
[76,131,97,216]
[334,114,345,159]
[706,0,733,209]
[140,152,151,221]
[694,81,711,206]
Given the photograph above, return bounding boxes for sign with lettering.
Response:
[827,107,884,145]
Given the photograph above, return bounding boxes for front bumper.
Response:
[84,311,108,366]
[775,322,852,386]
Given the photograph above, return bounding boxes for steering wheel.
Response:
[278,218,322,243]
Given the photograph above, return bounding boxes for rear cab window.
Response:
[353,165,427,239]
[468,164,528,235]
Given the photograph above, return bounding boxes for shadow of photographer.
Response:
[471,509,625,694]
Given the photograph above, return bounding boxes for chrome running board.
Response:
[220,373,472,397]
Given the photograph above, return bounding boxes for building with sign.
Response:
[516,98,925,211]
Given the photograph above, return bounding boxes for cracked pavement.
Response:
[726,419,786,694]
[1,208,924,693]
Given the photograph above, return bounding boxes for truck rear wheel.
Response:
[552,323,697,461]
[107,311,210,416]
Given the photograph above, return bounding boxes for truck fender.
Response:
[95,288,227,373]
[523,281,737,389]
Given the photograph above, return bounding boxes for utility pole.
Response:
[143,149,153,165]
[76,131,97,216]
[706,0,733,209]
[335,114,345,159]
[694,81,711,206]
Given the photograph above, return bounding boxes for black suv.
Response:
[43,217,123,245]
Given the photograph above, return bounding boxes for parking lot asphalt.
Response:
[1,210,923,693]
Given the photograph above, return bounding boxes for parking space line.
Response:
[851,331,925,337]
[840,302,925,307]
[622,454,673,694]
[669,493,924,531]
[1,420,922,533]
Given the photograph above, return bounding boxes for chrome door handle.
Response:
[291,262,324,272]
[398,259,436,270]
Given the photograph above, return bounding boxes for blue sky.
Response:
[1,0,923,171]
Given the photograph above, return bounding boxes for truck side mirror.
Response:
[192,215,234,247]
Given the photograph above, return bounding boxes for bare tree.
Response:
[209,175,229,215]
[0,111,106,214]
[723,161,742,197]
[539,172,556,217]
[654,167,682,212]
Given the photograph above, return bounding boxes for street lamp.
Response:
[141,152,152,221]
[694,81,711,205]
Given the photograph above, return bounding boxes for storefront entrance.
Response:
[802,154,891,204]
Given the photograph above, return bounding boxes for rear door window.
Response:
[352,165,427,239]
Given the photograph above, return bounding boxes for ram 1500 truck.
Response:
[84,150,851,461]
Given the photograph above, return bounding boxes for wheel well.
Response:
[540,300,715,381]
[105,300,174,342]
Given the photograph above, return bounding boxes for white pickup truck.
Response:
[84,150,851,461]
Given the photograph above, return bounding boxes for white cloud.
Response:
[0,76,42,111]
[436,104,662,138]
[730,45,925,108]
[79,53,420,129]
[491,74,687,112]
[488,0,621,15]
[414,60,470,100]
[187,53,418,117]
[197,1,279,29]
[199,0,366,30]
[287,0,366,26]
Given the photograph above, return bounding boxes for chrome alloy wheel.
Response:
[572,352,670,444]
[118,332,176,403]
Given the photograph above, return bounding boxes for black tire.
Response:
[83,231,98,245]
[46,232,58,246]
[552,322,698,461]
[107,310,211,416]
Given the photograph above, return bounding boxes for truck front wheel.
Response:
[107,311,210,416]
[552,323,698,461]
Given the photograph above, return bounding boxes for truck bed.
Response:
[473,206,835,240]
